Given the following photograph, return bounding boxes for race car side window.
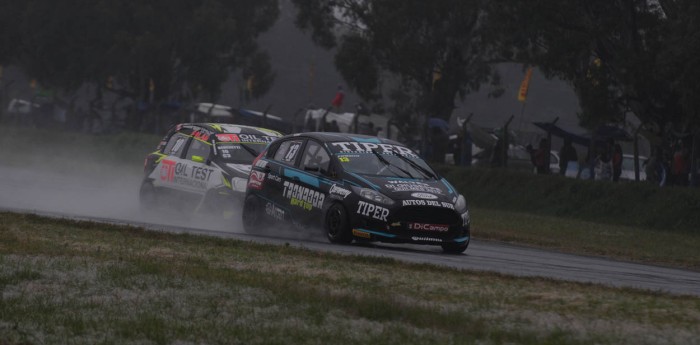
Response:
[163,133,188,157]
[273,139,305,165]
[186,138,212,162]
[301,140,330,173]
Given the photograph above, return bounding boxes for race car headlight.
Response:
[231,177,248,192]
[461,209,471,227]
[455,194,468,213]
[352,186,394,206]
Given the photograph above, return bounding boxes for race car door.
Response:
[167,137,216,209]
[292,139,331,226]
[270,138,306,223]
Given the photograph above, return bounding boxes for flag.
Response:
[518,67,534,102]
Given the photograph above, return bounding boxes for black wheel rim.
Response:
[327,207,342,237]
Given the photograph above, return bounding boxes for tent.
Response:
[533,122,632,146]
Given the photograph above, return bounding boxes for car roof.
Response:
[178,123,283,137]
[282,132,405,146]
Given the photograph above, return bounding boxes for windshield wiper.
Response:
[372,149,414,178]
[391,149,437,179]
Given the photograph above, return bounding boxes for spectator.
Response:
[671,142,689,186]
[326,119,340,132]
[612,143,623,182]
[528,138,550,174]
[558,138,578,175]
[594,144,613,181]
[331,85,344,110]
[645,148,667,186]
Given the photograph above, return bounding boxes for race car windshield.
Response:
[329,142,437,179]
[215,142,267,164]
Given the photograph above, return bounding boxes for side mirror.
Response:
[191,155,205,164]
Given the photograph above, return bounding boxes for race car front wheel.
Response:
[242,195,266,234]
[325,203,353,244]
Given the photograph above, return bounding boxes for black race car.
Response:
[241,132,471,253]
[139,123,283,216]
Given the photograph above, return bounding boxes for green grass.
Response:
[472,208,700,270]
[1,212,699,344]
[437,166,700,234]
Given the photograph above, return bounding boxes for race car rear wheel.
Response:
[325,203,353,244]
[139,182,158,211]
[441,240,470,254]
[242,195,266,233]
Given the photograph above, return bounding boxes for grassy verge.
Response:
[1,212,699,345]
[472,208,700,270]
[437,166,700,234]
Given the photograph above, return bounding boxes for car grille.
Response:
[391,206,461,225]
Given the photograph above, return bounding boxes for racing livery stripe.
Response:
[342,179,360,187]
[453,236,470,243]
[282,166,336,186]
[440,178,455,195]
[350,137,382,144]
[283,169,321,188]
[353,228,397,238]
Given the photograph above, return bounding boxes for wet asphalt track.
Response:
[1,165,699,296]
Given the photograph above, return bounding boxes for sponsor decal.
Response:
[192,130,210,141]
[217,133,276,143]
[254,159,269,169]
[329,184,351,199]
[160,159,213,189]
[411,236,442,242]
[216,134,240,142]
[401,199,455,209]
[408,222,449,232]
[169,138,186,154]
[160,159,176,182]
[330,142,416,156]
[411,192,438,200]
[356,201,389,222]
[248,171,266,190]
[283,181,325,211]
[283,142,302,162]
[352,229,371,239]
[267,173,282,183]
[265,202,285,221]
[384,181,443,194]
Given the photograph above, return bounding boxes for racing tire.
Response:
[325,203,353,244]
[441,240,470,254]
[242,195,266,234]
[139,182,158,211]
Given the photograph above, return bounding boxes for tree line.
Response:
[2,0,699,149]
[293,0,700,147]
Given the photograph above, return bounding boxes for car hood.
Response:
[360,175,458,204]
